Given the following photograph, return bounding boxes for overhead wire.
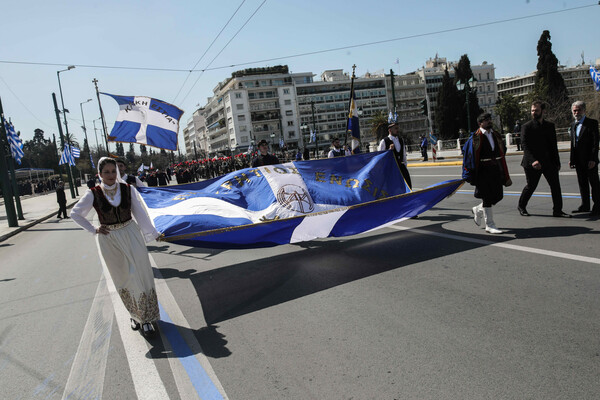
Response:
[171,0,247,103]
[0,3,594,75]
[179,0,268,104]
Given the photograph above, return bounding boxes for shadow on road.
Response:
[147,321,231,359]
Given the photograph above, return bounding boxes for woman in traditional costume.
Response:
[71,157,160,337]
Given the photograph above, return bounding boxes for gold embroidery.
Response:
[118,288,159,323]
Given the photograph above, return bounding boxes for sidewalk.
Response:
[0,190,83,242]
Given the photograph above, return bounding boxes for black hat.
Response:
[257,139,269,146]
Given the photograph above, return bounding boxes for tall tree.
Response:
[495,94,525,132]
[126,143,136,163]
[533,30,570,126]
[454,54,483,132]
[369,110,389,142]
[435,68,461,139]
[22,129,56,169]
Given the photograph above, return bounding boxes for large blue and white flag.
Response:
[589,66,600,91]
[59,144,76,166]
[4,120,24,165]
[101,93,184,151]
[347,86,360,154]
[138,151,463,249]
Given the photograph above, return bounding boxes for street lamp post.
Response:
[92,117,102,154]
[457,76,476,134]
[80,98,93,167]
[57,66,78,196]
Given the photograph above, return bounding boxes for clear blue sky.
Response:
[2,0,598,152]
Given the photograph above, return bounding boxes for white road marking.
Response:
[390,225,600,265]
[62,277,113,400]
[96,239,170,399]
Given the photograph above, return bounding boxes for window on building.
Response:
[238,115,245,121]
[241,136,249,143]
[287,121,294,126]
[288,131,295,138]
[235,92,242,99]
[227,117,232,124]
[284,99,292,105]
[283,88,290,94]
[226,106,231,113]
[240,125,247,132]
[285,110,293,116]
[486,72,490,80]
[236,104,244,110]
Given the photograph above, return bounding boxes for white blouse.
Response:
[70,184,159,243]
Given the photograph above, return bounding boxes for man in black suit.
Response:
[569,100,600,216]
[517,100,570,218]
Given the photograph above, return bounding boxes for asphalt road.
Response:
[1,152,599,400]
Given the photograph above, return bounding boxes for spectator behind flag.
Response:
[4,120,24,165]
[59,144,76,166]
[101,93,184,151]
[590,66,600,91]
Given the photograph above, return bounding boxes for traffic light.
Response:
[419,99,428,116]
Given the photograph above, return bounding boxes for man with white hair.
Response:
[569,100,600,216]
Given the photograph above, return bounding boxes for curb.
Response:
[0,201,79,243]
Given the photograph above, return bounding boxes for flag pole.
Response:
[2,118,24,219]
[92,78,110,156]
[52,93,76,199]
[0,96,18,227]
[344,64,357,148]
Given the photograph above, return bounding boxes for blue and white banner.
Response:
[59,144,76,166]
[590,66,600,91]
[4,120,24,165]
[309,129,316,143]
[90,154,96,169]
[101,93,184,151]
[347,87,360,154]
[138,151,463,249]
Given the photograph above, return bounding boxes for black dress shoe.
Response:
[552,211,572,218]
[517,206,530,216]
[572,207,590,213]
[590,209,600,217]
[141,322,157,338]
[130,318,140,331]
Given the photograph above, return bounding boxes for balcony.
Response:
[251,111,281,122]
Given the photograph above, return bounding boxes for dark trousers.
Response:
[399,163,412,189]
[57,203,67,218]
[575,164,600,210]
[519,167,563,213]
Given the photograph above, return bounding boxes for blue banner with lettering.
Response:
[138,151,463,248]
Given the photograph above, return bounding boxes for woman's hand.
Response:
[96,225,110,235]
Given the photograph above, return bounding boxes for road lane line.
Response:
[389,225,600,265]
[96,240,170,400]
[151,256,229,400]
[62,276,113,400]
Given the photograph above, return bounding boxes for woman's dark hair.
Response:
[98,158,117,173]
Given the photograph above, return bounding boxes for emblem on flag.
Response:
[101,93,184,151]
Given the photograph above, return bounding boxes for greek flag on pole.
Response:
[589,66,600,91]
[59,144,76,166]
[70,145,81,158]
[4,120,24,165]
[137,151,463,249]
[90,154,95,169]
[347,86,360,154]
[101,93,184,151]
[309,129,316,143]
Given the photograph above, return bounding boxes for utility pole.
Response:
[92,78,110,155]
[390,69,397,112]
[311,100,318,159]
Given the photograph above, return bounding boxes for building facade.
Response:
[295,69,388,155]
